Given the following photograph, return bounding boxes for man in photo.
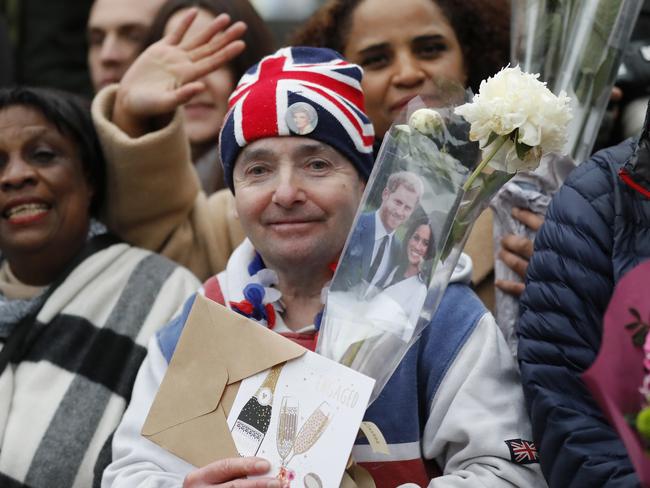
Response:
[340,170,424,291]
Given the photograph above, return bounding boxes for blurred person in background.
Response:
[142,0,275,193]
[92,10,247,280]
[0,86,198,487]
[0,12,11,86]
[2,0,94,96]
[87,0,167,92]
[291,0,514,311]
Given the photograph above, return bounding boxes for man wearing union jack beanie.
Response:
[94,12,545,488]
[218,45,375,191]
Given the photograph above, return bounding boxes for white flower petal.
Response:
[408,108,445,135]
[455,65,571,174]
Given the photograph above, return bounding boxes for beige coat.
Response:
[92,85,245,281]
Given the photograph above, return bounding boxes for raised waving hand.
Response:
[114,9,246,137]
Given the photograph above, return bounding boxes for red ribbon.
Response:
[229,300,254,315]
[620,168,650,199]
[265,303,276,329]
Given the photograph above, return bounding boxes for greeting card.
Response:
[227,350,375,487]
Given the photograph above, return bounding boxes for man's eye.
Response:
[308,159,329,171]
[87,31,104,47]
[125,28,147,44]
[246,165,268,176]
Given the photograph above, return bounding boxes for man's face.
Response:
[87,0,165,91]
[379,184,418,232]
[233,137,366,271]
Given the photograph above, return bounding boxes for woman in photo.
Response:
[375,216,435,332]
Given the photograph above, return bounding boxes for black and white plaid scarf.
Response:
[0,220,107,340]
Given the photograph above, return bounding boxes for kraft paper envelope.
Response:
[141,294,306,467]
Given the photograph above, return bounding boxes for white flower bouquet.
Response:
[317,68,571,402]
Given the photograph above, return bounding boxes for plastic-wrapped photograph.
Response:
[318,69,571,401]
[319,87,485,401]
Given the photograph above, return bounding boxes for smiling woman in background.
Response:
[0,87,198,487]
[291,0,527,311]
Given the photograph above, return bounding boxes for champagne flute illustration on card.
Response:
[231,363,285,457]
[277,396,299,465]
[286,402,333,465]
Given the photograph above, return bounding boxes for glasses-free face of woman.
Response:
[164,7,236,147]
[0,106,94,284]
[343,0,467,136]
[407,224,431,268]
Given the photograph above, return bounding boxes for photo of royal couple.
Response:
[335,170,434,331]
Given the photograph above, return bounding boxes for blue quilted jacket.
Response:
[518,109,650,488]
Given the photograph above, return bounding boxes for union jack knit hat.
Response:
[219,46,375,191]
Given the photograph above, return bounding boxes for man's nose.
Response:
[271,168,306,207]
[99,33,127,64]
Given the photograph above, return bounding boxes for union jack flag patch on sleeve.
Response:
[505,438,539,464]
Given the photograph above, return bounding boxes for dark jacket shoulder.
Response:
[518,137,649,487]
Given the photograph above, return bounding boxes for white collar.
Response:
[373,211,394,242]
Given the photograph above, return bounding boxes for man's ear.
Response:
[381,187,390,202]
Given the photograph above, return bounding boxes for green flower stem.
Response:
[462,136,508,192]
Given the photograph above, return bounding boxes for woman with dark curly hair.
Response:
[292,0,512,312]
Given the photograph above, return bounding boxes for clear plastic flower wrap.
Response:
[495,1,640,344]
[317,70,571,403]
[313,95,489,402]
[511,0,642,163]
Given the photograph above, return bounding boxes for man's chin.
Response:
[261,242,336,270]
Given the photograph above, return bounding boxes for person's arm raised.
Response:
[114,9,246,138]
[91,10,246,278]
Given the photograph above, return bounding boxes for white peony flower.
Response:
[454,65,571,174]
[408,108,445,136]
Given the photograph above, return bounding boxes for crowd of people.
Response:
[0,0,649,487]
